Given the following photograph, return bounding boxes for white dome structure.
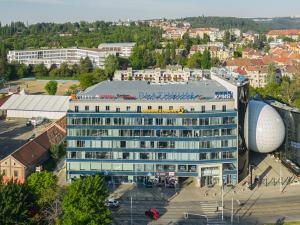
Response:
[244,100,285,153]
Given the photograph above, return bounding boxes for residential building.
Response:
[7,48,114,69]
[97,43,135,58]
[0,117,66,183]
[113,68,204,83]
[267,29,300,41]
[162,28,188,40]
[65,68,250,187]
[189,28,219,39]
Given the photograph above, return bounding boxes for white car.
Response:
[105,199,119,208]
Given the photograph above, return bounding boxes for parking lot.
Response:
[0,119,52,159]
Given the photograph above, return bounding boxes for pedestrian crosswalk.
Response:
[200,202,227,225]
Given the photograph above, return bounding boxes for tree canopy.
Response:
[45,80,58,95]
[62,176,111,225]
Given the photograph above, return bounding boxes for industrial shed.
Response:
[0,94,70,120]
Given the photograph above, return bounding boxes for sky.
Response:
[0,0,300,24]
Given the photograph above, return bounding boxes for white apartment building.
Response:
[97,43,135,58]
[114,68,204,83]
[7,48,113,69]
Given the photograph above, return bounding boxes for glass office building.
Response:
[66,72,249,187]
[268,101,300,175]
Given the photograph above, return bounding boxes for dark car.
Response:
[144,181,153,188]
[145,208,159,220]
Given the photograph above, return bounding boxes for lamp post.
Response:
[221,181,224,222]
[130,196,133,225]
[279,160,282,193]
[231,186,235,225]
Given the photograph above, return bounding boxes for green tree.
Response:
[79,73,96,89]
[45,80,58,95]
[93,68,109,82]
[187,52,202,68]
[62,176,111,225]
[223,31,231,47]
[59,62,73,77]
[50,144,66,160]
[201,49,211,69]
[79,57,93,74]
[0,179,32,225]
[32,63,49,77]
[267,63,278,84]
[104,55,119,77]
[26,171,58,207]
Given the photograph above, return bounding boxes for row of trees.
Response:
[0,172,111,225]
[250,64,300,109]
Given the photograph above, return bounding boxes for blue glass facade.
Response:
[66,110,239,186]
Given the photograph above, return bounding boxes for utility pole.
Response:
[131,196,133,225]
[231,195,234,225]
[221,182,224,222]
[279,161,282,193]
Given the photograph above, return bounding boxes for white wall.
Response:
[7,110,66,120]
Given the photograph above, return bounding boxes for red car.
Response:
[145,208,159,220]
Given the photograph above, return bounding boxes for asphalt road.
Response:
[110,185,300,225]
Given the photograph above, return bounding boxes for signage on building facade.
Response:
[142,107,184,114]
[291,141,300,149]
[139,92,196,100]
[214,91,233,99]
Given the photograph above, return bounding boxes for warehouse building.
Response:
[0,94,70,120]
[66,69,250,187]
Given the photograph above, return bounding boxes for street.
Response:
[110,182,300,225]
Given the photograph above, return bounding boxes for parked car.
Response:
[105,199,119,208]
[144,181,153,188]
[27,134,35,142]
[145,208,159,220]
[29,117,44,126]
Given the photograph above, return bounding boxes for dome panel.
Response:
[244,100,285,153]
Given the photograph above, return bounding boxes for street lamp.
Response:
[231,186,236,225]
[221,180,224,222]
[279,160,282,193]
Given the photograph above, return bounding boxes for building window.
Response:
[1,169,6,176]
[212,105,216,111]
[190,107,195,112]
[169,106,173,110]
[222,105,226,112]
[126,106,131,111]
[95,106,99,112]
[158,106,163,110]
[13,170,18,177]
[137,106,141,113]
[201,106,205,113]
[76,140,85,148]
[105,106,110,111]
[120,141,126,148]
[85,106,89,111]
[116,107,120,112]
[148,106,152,110]
[75,106,79,112]
[71,152,77,158]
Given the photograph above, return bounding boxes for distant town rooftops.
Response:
[267,29,300,36]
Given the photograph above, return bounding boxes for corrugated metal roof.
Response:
[0,94,70,112]
[79,80,228,101]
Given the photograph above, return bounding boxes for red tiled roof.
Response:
[233,67,247,75]
[8,117,66,168]
[267,29,300,36]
